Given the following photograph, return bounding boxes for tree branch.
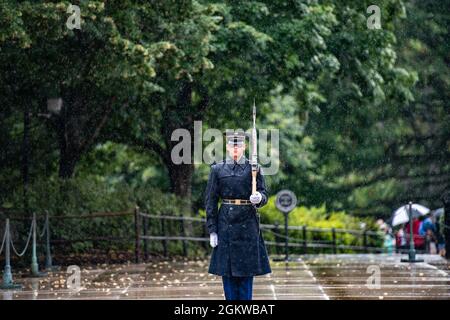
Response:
[194,82,209,118]
[79,96,116,154]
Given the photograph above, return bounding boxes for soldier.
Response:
[204,130,271,300]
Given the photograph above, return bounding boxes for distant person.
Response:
[380,223,395,254]
[427,229,438,254]
[436,212,446,257]
[396,226,408,252]
[405,218,425,250]
[419,216,436,237]
[419,215,437,253]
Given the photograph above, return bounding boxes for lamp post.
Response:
[22,103,30,215]
[22,98,62,213]
[401,202,424,263]
[21,98,61,276]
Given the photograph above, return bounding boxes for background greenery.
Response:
[0,0,448,258]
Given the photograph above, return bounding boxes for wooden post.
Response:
[180,216,187,257]
[161,218,168,257]
[44,211,53,270]
[363,229,368,253]
[332,228,337,254]
[201,225,208,251]
[143,215,148,262]
[274,221,281,255]
[302,225,307,254]
[134,206,141,263]
[284,213,289,261]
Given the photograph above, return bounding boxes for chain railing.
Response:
[0,212,54,289]
[10,217,33,258]
[0,224,6,256]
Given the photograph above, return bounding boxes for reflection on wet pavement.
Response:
[1,254,449,300]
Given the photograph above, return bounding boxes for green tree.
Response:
[296,0,425,216]
[301,0,449,216]
[0,0,164,179]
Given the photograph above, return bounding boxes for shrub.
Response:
[0,177,195,261]
[258,196,381,253]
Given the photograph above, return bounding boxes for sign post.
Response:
[275,190,297,262]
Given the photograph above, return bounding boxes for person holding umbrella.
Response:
[392,203,430,262]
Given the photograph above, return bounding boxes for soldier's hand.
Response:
[250,192,262,204]
[210,232,218,248]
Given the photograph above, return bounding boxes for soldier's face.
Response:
[226,143,246,160]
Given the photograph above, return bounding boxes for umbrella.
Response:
[432,207,444,218]
[391,203,430,227]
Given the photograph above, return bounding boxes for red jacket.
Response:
[403,219,425,248]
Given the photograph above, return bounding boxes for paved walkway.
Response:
[1,254,449,299]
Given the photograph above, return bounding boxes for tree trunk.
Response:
[58,151,78,179]
[53,93,113,179]
[56,113,78,179]
[167,161,194,203]
[161,80,196,203]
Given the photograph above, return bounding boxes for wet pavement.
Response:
[1,254,449,300]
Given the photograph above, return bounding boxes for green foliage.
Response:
[299,0,449,216]
[258,196,381,253]
[259,196,377,230]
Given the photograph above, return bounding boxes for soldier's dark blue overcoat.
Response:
[204,157,271,277]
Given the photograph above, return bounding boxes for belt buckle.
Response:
[235,199,241,205]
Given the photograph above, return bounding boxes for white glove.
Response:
[250,191,262,204]
[210,232,218,248]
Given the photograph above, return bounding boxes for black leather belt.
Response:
[222,199,252,205]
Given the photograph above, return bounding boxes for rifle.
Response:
[251,100,262,262]
[251,100,258,195]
